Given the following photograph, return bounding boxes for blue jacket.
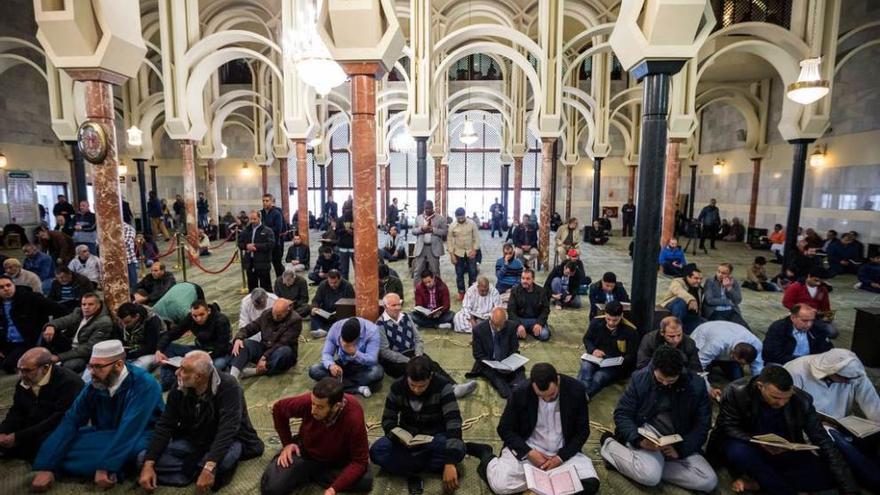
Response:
[826,241,863,271]
[33,365,164,473]
[147,198,163,219]
[260,207,285,245]
[495,256,524,291]
[613,366,711,458]
[859,262,880,288]
[23,252,55,281]
[658,246,686,266]
[762,317,833,365]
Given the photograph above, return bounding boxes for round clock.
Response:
[77,121,109,164]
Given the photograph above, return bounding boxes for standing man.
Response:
[323,194,338,228]
[621,199,636,237]
[197,192,209,230]
[411,200,448,282]
[448,207,480,299]
[173,194,186,233]
[238,210,275,292]
[697,199,720,250]
[386,197,400,231]
[72,200,98,255]
[261,194,287,277]
[489,197,505,238]
[147,191,170,242]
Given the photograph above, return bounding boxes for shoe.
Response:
[599,431,614,448]
[310,329,328,339]
[453,381,478,398]
[458,292,465,302]
[357,386,372,398]
[407,476,424,495]
[438,323,452,330]
[465,442,494,460]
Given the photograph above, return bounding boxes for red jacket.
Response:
[271,393,369,491]
[782,281,831,313]
[414,278,451,313]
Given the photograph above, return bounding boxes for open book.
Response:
[413,305,445,317]
[750,433,819,451]
[482,353,529,372]
[313,308,336,319]
[523,463,583,495]
[819,413,880,439]
[580,354,624,368]
[390,427,433,447]
[162,356,184,367]
[595,302,632,312]
[638,427,683,447]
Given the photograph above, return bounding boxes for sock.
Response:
[230,367,241,379]
[577,477,600,495]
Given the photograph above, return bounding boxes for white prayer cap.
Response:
[809,349,863,381]
[91,340,125,360]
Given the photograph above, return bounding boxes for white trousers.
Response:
[600,438,717,493]
[486,447,597,495]
[453,312,485,333]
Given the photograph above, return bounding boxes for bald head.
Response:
[19,347,52,368]
[183,350,214,376]
[383,292,402,319]
[271,298,293,321]
[490,307,508,330]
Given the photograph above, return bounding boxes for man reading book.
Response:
[600,347,717,492]
[578,301,639,399]
[785,349,880,492]
[369,356,467,494]
[412,270,455,329]
[309,269,355,338]
[465,307,526,399]
[709,366,858,494]
[308,317,384,398]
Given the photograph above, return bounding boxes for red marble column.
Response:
[326,160,334,199]
[513,156,523,221]
[180,140,200,254]
[343,62,382,321]
[279,158,290,222]
[433,156,442,215]
[68,70,129,316]
[661,139,682,246]
[380,163,389,223]
[748,157,762,228]
[539,139,555,270]
[564,164,573,220]
[261,164,269,196]
[627,164,637,203]
[206,158,219,226]
[294,140,310,243]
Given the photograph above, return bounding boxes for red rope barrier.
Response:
[208,230,238,249]
[156,237,178,259]
[185,249,239,275]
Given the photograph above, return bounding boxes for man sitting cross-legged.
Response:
[453,276,501,334]
[636,316,702,371]
[137,351,264,491]
[587,271,630,319]
[41,292,114,373]
[309,269,355,338]
[579,301,639,399]
[155,300,232,391]
[466,307,526,399]
[465,363,600,495]
[600,347,718,493]
[261,378,373,495]
[412,270,455,329]
[30,340,163,492]
[376,293,476,399]
[308,317,385,397]
[230,298,301,380]
[370,355,467,493]
[507,268,551,341]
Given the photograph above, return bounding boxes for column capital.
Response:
[340,62,386,79]
[65,69,129,85]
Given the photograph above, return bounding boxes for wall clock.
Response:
[77,121,109,164]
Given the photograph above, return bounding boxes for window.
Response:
[448,54,502,81]
[838,194,858,210]
[710,0,792,31]
[820,193,832,209]
[218,60,252,84]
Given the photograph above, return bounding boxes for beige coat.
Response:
[659,277,700,307]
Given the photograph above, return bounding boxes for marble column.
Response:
[68,70,129,316]
[661,139,682,246]
[180,140,200,254]
[261,164,269,196]
[550,141,559,216]
[501,163,510,215]
[440,162,449,221]
[433,156,442,215]
[294,140,309,243]
[784,139,815,266]
[206,158,219,227]
[539,138,555,270]
[279,158,290,222]
[513,156,523,221]
[627,164,637,203]
[149,164,158,195]
[326,161,334,199]
[135,158,150,235]
[416,137,428,214]
[748,157,762,228]
[379,163,389,224]
[592,157,603,221]
[343,62,381,321]
[66,142,88,205]
[564,163,573,220]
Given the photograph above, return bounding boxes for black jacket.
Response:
[313,253,341,275]
[47,272,92,304]
[238,223,275,270]
[512,225,537,248]
[158,302,231,359]
[285,243,311,268]
[468,319,519,376]
[709,376,857,493]
[497,374,589,462]
[507,284,550,327]
[583,317,640,373]
[135,273,177,304]
[543,261,589,299]
[636,330,702,371]
[613,366,710,458]
[587,281,630,319]
[762,317,833,365]
[234,309,302,361]
[311,279,355,312]
[0,288,67,351]
[274,275,310,312]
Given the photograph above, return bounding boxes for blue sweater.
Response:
[495,256,524,291]
[23,252,55,281]
[859,262,880,287]
[321,317,380,369]
[658,247,686,266]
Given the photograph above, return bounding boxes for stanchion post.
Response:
[172,233,183,271]
[239,249,248,294]
[180,244,188,282]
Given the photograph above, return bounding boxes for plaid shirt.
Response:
[123,223,137,264]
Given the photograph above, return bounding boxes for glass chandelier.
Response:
[286,0,346,96]
[392,129,416,153]
[786,57,830,105]
[459,118,479,145]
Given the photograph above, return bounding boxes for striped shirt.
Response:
[460,283,501,321]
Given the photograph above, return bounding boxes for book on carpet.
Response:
[390,427,433,447]
[313,308,336,319]
[638,427,683,447]
[580,354,624,368]
[818,413,880,439]
[413,305,445,317]
[750,433,819,451]
[523,463,583,495]
[482,353,529,372]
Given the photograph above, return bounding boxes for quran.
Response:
[750,433,819,451]
[390,427,433,447]
[482,353,529,372]
[638,427,683,447]
[580,354,624,368]
[524,463,583,495]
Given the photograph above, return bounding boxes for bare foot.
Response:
[731,478,760,493]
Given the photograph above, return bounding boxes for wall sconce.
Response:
[773,172,782,179]
[220,143,228,159]
[241,162,252,177]
[0,152,7,168]
[712,158,725,175]
[126,126,143,147]
[809,144,826,168]
[308,137,322,148]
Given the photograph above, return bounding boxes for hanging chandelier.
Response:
[459,118,479,145]
[285,0,346,96]
[786,57,830,105]
[126,125,143,147]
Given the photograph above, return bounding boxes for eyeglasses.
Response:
[86,359,120,371]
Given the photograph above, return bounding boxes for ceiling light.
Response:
[126,125,143,147]
[809,145,826,168]
[241,162,252,177]
[787,57,830,105]
[0,153,6,168]
[392,129,416,153]
[285,2,346,96]
[459,119,479,146]
[220,143,228,159]
[712,158,725,175]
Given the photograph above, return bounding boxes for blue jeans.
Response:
[550,278,582,308]
[515,317,550,341]
[159,343,230,390]
[665,298,704,334]
[230,340,295,375]
[308,360,384,393]
[454,256,477,293]
[710,360,744,382]
[338,248,353,279]
[720,438,836,495]
[829,428,880,492]
[128,262,138,293]
[137,439,242,487]
[578,360,625,398]
[370,433,462,475]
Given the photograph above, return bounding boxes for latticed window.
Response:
[330,124,351,188]
[218,59,252,84]
[710,0,792,31]
[448,54,503,81]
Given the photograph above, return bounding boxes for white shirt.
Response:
[108,365,129,397]
[807,285,818,299]
[461,283,501,320]
[527,398,563,456]
[691,321,764,374]
[238,293,279,329]
[785,352,880,421]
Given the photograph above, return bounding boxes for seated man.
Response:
[0,276,67,374]
[22,244,55,292]
[508,268,551,341]
[273,269,311,318]
[309,269,355,338]
[742,256,779,292]
[376,294,476,398]
[381,225,407,262]
[239,287,278,329]
[555,217,580,260]
[636,316,702,371]
[495,243,524,294]
[826,232,864,276]
[782,267,835,324]
[261,378,372,495]
[709,366,858,495]
[4,258,43,294]
[659,265,705,334]
[308,245,341,285]
[284,233,310,272]
[691,321,763,400]
[67,244,102,288]
[466,363,600,495]
[585,220,609,245]
[115,302,164,370]
[378,263,404,301]
[155,300,232,391]
[308,317,384,397]
[658,239,687,277]
[702,263,749,329]
[370,356,467,493]
[547,261,583,310]
[857,253,880,293]
[41,293,114,373]
[465,307,526,399]
[579,301,639,399]
[30,340,164,492]
[600,347,717,493]
[587,272,631,319]
[230,298,301,380]
[412,270,455,329]
[134,261,176,305]
[763,304,833,366]
[512,215,539,268]
[454,276,501,334]
[0,347,83,461]
[47,266,92,313]
[138,351,264,491]
[152,281,205,326]
[786,349,880,492]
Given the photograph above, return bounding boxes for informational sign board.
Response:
[4,170,39,225]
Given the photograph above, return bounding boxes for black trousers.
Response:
[467,367,526,399]
[271,244,285,277]
[381,352,457,384]
[261,454,373,495]
[246,266,272,292]
[699,224,718,249]
[622,217,634,236]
